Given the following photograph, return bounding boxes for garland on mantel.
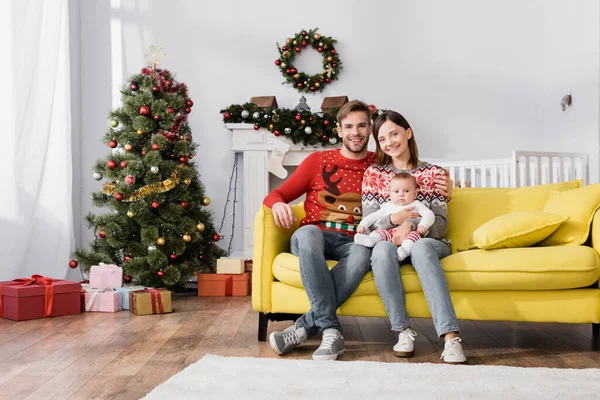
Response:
[220,103,382,147]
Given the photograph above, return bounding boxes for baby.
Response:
[355,172,435,261]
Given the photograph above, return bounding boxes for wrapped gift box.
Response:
[115,286,148,310]
[129,289,172,316]
[197,272,251,297]
[89,264,123,289]
[82,284,122,312]
[0,276,81,321]
[216,257,245,274]
[244,259,253,272]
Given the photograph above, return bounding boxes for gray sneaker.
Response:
[269,324,308,355]
[312,329,345,360]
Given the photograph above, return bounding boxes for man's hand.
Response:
[390,206,421,226]
[434,169,454,201]
[417,225,427,236]
[272,202,296,229]
[357,226,367,234]
[392,221,412,246]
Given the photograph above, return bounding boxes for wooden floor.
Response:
[1,294,599,400]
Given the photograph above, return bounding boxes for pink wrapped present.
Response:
[82,285,122,312]
[89,264,123,289]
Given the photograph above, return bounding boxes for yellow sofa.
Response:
[252,180,600,341]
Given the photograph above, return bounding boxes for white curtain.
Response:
[0,0,80,281]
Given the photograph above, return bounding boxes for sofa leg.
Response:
[258,312,269,342]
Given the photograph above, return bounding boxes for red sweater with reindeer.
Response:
[263,149,376,236]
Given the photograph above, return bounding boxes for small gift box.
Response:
[216,257,245,274]
[197,272,251,297]
[115,286,148,310]
[244,259,253,272]
[129,289,172,316]
[0,275,81,321]
[89,264,123,289]
[81,284,122,312]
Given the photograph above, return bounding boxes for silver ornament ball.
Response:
[329,137,338,145]
[148,245,156,252]
[304,126,312,135]
[112,146,125,156]
[284,127,292,134]
[93,172,103,181]
[150,166,159,174]
[252,112,260,120]
[241,110,250,119]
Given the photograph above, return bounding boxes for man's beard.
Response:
[343,136,368,153]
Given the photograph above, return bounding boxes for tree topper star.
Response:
[145,45,166,69]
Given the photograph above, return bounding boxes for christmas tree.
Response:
[72,46,225,287]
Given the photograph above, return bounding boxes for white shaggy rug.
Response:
[143,354,600,400]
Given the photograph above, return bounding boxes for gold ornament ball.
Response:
[315,82,320,88]
[300,119,306,125]
[126,211,135,218]
[286,38,292,44]
[293,73,300,79]
[156,237,166,246]
[292,40,298,45]
[314,33,321,40]
[137,129,143,135]
[323,44,328,49]
[319,42,324,47]
[201,197,211,206]
[281,62,287,68]
[268,124,274,131]
[196,222,205,232]
[184,179,192,185]
[327,56,333,62]
[124,144,133,152]
[182,234,192,243]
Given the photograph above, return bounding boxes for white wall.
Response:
[77,0,600,255]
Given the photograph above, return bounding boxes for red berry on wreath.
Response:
[301,39,307,47]
[185,107,191,114]
[295,114,302,121]
[223,111,231,119]
[212,233,221,242]
[69,259,78,269]
[181,201,189,208]
[108,140,117,148]
[151,201,160,209]
[152,85,159,93]
[157,270,165,277]
[152,143,159,150]
[98,230,106,238]
[123,275,132,284]
[139,105,150,115]
[275,60,281,66]
[253,124,260,130]
[186,100,194,107]
[107,160,117,169]
[114,193,123,201]
[130,83,138,91]
[120,161,127,168]
[274,130,280,136]
[167,107,175,114]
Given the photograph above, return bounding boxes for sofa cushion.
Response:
[272,245,598,294]
[538,183,600,246]
[447,180,582,253]
[465,211,569,250]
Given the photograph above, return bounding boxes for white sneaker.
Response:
[393,327,417,357]
[441,337,467,364]
[354,234,378,248]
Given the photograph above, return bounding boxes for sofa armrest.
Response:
[252,203,304,312]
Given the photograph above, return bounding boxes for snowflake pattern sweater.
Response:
[264,149,376,236]
[361,161,451,248]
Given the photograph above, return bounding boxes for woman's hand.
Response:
[434,169,454,201]
[271,202,296,229]
[392,221,412,246]
[390,207,421,226]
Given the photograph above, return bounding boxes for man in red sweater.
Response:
[264,100,386,360]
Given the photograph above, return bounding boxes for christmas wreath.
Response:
[275,28,342,93]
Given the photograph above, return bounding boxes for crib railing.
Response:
[431,151,588,188]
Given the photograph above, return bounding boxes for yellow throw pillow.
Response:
[538,183,600,246]
[466,211,569,250]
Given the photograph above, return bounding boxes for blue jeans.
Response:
[371,238,459,337]
[292,225,371,336]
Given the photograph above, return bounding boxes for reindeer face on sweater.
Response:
[317,165,362,223]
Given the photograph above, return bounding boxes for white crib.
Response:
[431,151,589,188]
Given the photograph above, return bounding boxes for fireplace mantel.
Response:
[227,123,329,257]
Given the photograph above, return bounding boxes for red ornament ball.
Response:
[152,85,159,93]
[185,107,191,114]
[317,47,323,53]
[297,83,303,89]
[302,30,307,35]
[130,83,138,91]
[301,39,308,47]
[120,161,127,168]
[125,175,135,185]
[295,114,302,121]
[114,193,123,201]
[186,100,194,107]
[368,104,378,115]
[295,46,301,52]
[167,107,175,114]
[331,49,337,54]
[223,111,231,119]
[274,130,281,136]
[141,67,151,75]
[107,160,117,169]
[322,135,328,141]
[325,78,331,83]
[165,80,172,87]
[124,255,132,262]
[69,259,78,269]
[285,68,292,75]
[157,270,165,278]
[253,124,260,130]
[212,233,221,242]
[181,201,189,208]
[139,105,150,115]
[108,140,118,148]
[198,254,205,261]
[323,120,330,126]
[290,68,297,74]
[98,230,106,239]
[310,86,316,92]
[347,215,355,223]
[169,253,177,260]
[151,201,160,209]
[151,143,159,150]
[123,275,132,284]
[153,114,160,121]
[179,156,189,164]
[275,60,281,66]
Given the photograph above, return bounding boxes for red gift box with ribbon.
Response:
[197,272,251,297]
[0,275,82,321]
